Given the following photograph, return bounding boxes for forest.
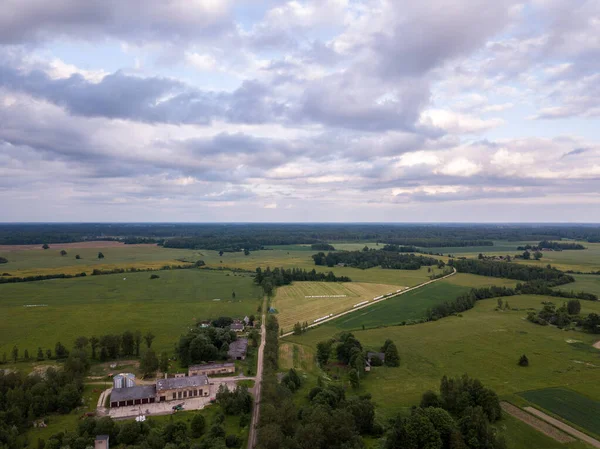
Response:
[518,240,587,251]
[448,259,574,285]
[313,250,441,270]
[2,223,600,246]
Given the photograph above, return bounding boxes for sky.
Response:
[0,0,599,223]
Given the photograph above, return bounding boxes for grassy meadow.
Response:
[0,269,262,355]
[273,281,404,333]
[285,293,600,419]
[0,243,205,277]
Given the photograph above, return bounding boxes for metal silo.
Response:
[113,374,124,389]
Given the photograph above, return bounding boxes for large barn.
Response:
[156,375,210,402]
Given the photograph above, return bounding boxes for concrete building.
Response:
[188,362,235,377]
[156,374,210,402]
[95,435,109,449]
[228,338,248,360]
[110,385,156,408]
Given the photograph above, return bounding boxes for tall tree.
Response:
[60,250,67,256]
[90,336,99,359]
[159,352,170,373]
[98,252,105,259]
[134,331,142,356]
[140,350,159,377]
[144,331,155,349]
[121,331,135,356]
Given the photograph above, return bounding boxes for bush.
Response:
[150,274,160,279]
[225,434,241,448]
[518,354,529,367]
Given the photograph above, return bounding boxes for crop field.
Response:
[305,274,512,332]
[519,388,600,438]
[273,281,404,332]
[286,293,600,419]
[0,269,262,355]
[0,243,204,277]
[279,342,315,372]
[498,413,589,449]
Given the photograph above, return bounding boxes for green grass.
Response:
[496,413,590,449]
[0,244,205,277]
[519,387,600,438]
[0,269,262,355]
[514,242,600,272]
[286,294,600,420]
[558,274,600,296]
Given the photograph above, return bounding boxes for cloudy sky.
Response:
[0,0,599,222]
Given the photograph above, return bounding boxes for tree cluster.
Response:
[0,351,88,448]
[518,241,586,251]
[449,259,574,285]
[40,409,244,449]
[388,375,505,449]
[177,326,237,367]
[526,301,600,333]
[0,257,7,264]
[313,250,440,270]
[216,385,253,415]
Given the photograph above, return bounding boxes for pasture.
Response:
[515,242,600,272]
[519,388,600,438]
[0,243,204,277]
[273,281,404,333]
[0,269,262,355]
[286,293,600,419]
[559,274,600,296]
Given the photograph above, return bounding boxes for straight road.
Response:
[247,297,267,449]
[280,267,456,338]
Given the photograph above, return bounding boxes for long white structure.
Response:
[353,301,369,308]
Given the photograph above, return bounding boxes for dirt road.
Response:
[280,267,456,337]
[247,297,267,449]
[500,402,574,442]
[525,406,600,448]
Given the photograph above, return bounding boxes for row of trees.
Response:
[254,267,351,296]
[449,259,574,285]
[313,250,441,270]
[310,243,335,251]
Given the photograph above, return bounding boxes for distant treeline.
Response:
[384,238,493,248]
[254,267,351,296]
[313,249,441,270]
[518,240,586,251]
[311,243,336,251]
[3,223,600,246]
[449,258,574,285]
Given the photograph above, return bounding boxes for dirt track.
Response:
[0,241,157,251]
[500,402,575,443]
[593,340,600,349]
[525,406,600,448]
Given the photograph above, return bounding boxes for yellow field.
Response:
[273,281,404,333]
[279,342,315,372]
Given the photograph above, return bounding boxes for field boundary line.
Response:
[524,406,600,448]
[500,402,575,443]
[280,267,456,338]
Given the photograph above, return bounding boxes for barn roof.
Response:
[110,385,156,403]
[156,374,209,391]
[228,338,248,358]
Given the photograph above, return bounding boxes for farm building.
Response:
[367,352,385,364]
[228,338,248,360]
[113,373,135,389]
[156,374,210,402]
[188,362,235,377]
[110,385,156,408]
[230,322,245,332]
[95,435,109,449]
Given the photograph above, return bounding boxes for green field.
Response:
[0,269,262,355]
[286,293,600,419]
[497,413,589,449]
[301,274,516,331]
[519,388,600,438]
[558,274,600,296]
[515,242,600,272]
[0,244,204,277]
[273,281,404,333]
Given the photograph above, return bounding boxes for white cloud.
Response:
[437,158,482,177]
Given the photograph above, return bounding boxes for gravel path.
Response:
[500,402,575,443]
[247,297,267,449]
[525,406,600,448]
